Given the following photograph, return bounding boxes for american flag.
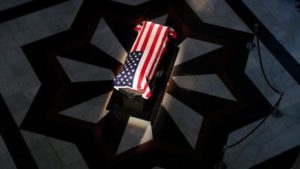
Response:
[114,21,177,99]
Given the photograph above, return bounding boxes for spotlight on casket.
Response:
[106,21,179,121]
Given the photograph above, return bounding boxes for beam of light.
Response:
[116,117,153,154]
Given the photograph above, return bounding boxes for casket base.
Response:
[106,41,179,122]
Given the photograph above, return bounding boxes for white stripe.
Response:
[142,85,151,99]
[130,21,147,52]
[149,35,168,79]
[139,24,159,89]
[135,22,151,51]
[144,26,168,79]
[133,24,159,90]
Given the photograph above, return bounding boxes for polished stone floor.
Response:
[0,0,299,169]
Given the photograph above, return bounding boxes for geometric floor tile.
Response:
[0,0,31,11]
[2,0,297,169]
[57,56,114,82]
[21,131,88,169]
[91,19,127,64]
[59,93,111,124]
[162,93,203,149]
[117,117,153,154]
[175,38,221,66]
[172,74,236,101]
[187,0,250,32]
[0,135,17,169]
[224,113,300,169]
[151,14,168,25]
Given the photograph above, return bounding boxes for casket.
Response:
[113,21,177,99]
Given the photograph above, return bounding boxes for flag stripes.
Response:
[114,21,177,99]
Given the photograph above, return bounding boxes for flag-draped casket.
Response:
[113,21,177,99]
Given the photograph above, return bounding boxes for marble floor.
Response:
[0,0,300,169]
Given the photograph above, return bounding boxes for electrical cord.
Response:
[222,24,285,151]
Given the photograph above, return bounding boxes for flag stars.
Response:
[113,51,143,88]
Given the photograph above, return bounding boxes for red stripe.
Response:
[137,25,163,89]
[148,30,169,80]
[131,22,147,52]
[145,91,152,98]
[151,37,170,79]
[140,22,155,52]
[142,83,151,99]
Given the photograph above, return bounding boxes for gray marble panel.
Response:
[4,92,30,126]
[91,19,127,64]
[59,93,111,124]
[225,107,300,169]
[35,152,63,169]
[0,136,8,155]
[172,74,236,101]
[56,144,85,166]
[0,152,17,169]
[175,38,221,66]
[151,15,168,25]
[22,132,56,160]
[50,138,75,152]
[0,61,21,97]
[57,56,114,82]
[245,40,299,107]
[0,0,31,13]
[186,0,250,32]
[162,93,203,148]
[117,117,152,154]
[39,0,83,33]
[62,160,89,169]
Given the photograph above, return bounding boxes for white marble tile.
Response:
[59,93,112,124]
[173,74,236,101]
[175,38,221,66]
[117,117,153,154]
[111,0,150,6]
[161,93,203,148]
[57,56,114,82]
[91,19,127,64]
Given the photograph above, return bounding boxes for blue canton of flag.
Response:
[114,51,143,88]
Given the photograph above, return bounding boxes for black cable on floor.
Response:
[222,24,285,150]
